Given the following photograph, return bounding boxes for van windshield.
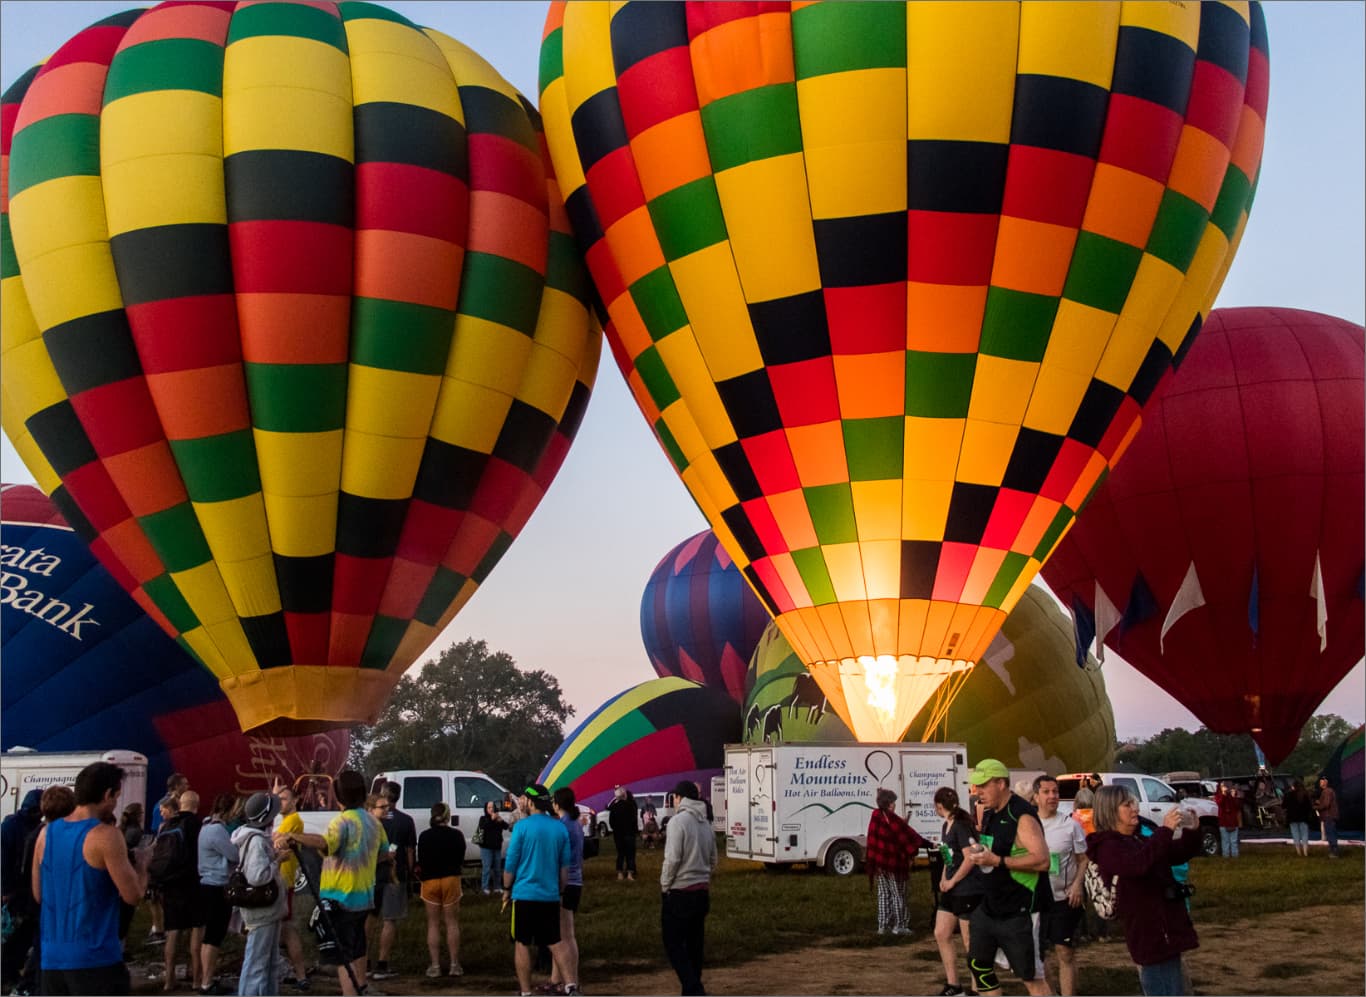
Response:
[1056,778,1082,801]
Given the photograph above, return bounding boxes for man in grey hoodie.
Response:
[660,781,717,996]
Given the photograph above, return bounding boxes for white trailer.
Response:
[0,748,148,824]
[724,742,969,875]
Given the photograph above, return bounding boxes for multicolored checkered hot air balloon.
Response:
[639,528,771,704]
[1,1,599,733]
[539,1,1269,742]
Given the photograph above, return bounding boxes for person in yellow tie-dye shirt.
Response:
[283,771,387,997]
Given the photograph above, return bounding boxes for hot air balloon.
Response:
[1,483,348,800]
[1040,307,1364,765]
[1,2,599,734]
[538,676,740,814]
[1322,725,1363,833]
[745,585,1117,775]
[539,1,1269,741]
[640,528,771,703]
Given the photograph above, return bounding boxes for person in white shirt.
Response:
[1032,775,1089,996]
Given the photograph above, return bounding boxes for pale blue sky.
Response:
[2,1,1362,739]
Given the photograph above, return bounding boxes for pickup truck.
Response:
[1056,771,1221,856]
[290,769,510,864]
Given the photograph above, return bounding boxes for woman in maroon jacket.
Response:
[1085,786,1203,996]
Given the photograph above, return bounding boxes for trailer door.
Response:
[749,748,777,859]
[898,747,967,844]
[724,749,752,858]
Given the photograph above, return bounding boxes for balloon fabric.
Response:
[744,585,1116,776]
[538,676,740,814]
[1,484,348,803]
[1,2,600,733]
[539,1,1269,742]
[640,529,772,704]
[1041,307,1364,765]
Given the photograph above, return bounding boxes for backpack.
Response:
[1084,860,1119,920]
[223,832,279,909]
[148,824,191,887]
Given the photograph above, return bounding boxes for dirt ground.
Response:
[129,901,1362,995]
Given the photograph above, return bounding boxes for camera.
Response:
[1163,882,1195,902]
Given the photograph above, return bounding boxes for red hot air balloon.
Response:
[1040,307,1364,764]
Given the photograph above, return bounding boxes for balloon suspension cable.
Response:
[921,662,975,743]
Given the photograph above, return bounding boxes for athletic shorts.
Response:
[968,906,1036,983]
[561,884,582,913]
[160,883,203,931]
[420,876,463,907]
[1041,901,1083,948]
[330,907,369,963]
[511,900,561,947]
[199,883,231,947]
[378,880,408,920]
[937,890,982,919]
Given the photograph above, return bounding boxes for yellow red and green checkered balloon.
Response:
[1,1,599,734]
[539,1,1268,741]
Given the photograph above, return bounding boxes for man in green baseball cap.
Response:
[962,760,1051,997]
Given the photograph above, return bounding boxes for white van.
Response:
[294,769,509,863]
[0,748,148,824]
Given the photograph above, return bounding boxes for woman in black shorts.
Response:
[933,787,984,997]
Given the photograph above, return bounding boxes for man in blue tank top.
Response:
[31,762,150,995]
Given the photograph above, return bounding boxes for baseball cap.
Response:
[967,759,1010,786]
[522,783,550,800]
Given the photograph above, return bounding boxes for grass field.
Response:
[127,837,1363,994]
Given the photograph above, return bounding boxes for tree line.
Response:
[1120,714,1357,780]
[347,637,1358,789]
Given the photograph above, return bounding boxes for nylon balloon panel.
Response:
[540,1,1267,741]
[1323,726,1363,833]
[1039,308,1364,765]
[744,586,1116,775]
[1,484,348,803]
[639,528,771,704]
[1,2,599,733]
[537,676,740,806]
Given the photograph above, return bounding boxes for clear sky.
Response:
[2,1,1362,742]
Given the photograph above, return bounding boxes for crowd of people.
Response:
[0,762,716,997]
[0,757,1349,997]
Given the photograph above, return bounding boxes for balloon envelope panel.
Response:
[744,585,1116,775]
[1,1,599,734]
[640,529,772,704]
[1040,308,1364,764]
[1322,725,1363,833]
[540,1,1268,742]
[539,676,740,813]
[1,484,348,802]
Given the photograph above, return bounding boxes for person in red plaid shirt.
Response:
[865,788,930,936]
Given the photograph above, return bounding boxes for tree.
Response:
[347,638,574,790]
[1279,714,1355,779]
[1121,713,1357,779]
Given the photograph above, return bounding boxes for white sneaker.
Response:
[892,926,912,936]
[425,966,441,979]
[450,963,464,977]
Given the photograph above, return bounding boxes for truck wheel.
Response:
[824,841,860,877]
[1199,823,1220,856]
[596,821,609,838]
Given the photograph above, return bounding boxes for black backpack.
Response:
[148,824,191,887]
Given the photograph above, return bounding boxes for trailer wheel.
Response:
[824,840,861,876]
